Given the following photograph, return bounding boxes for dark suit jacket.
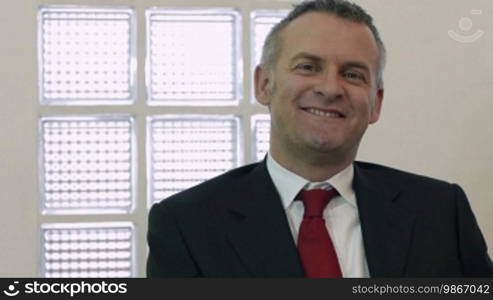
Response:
[147,160,493,277]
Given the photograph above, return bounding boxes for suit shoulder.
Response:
[355,161,454,189]
[152,162,260,209]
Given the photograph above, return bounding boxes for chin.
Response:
[304,139,341,154]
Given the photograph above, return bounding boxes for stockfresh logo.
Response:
[3,281,20,297]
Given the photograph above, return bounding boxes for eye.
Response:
[343,70,366,82]
[295,63,319,73]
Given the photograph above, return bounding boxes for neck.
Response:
[270,145,355,182]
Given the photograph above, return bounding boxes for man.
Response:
[147,0,493,277]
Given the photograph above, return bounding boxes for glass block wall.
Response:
[37,4,285,277]
[38,7,136,105]
[250,10,289,69]
[42,223,134,277]
[251,115,270,162]
[148,116,240,203]
[147,9,241,105]
[39,116,135,214]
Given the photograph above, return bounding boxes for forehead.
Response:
[278,12,379,67]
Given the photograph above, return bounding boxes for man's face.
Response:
[255,12,384,163]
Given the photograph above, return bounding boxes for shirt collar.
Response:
[266,153,356,208]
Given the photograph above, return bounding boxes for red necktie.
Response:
[297,188,342,278]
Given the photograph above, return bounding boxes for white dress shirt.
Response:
[266,153,370,277]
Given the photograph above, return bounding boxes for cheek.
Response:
[351,91,375,114]
[274,78,310,105]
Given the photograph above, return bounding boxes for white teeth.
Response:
[306,108,341,118]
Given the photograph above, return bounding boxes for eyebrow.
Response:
[290,52,324,64]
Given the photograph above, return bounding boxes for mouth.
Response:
[302,107,345,118]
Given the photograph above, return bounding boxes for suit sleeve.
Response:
[453,184,493,276]
[146,201,200,277]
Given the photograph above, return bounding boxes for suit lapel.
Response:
[224,161,304,277]
[354,163,416,277]
[221,160,416,277]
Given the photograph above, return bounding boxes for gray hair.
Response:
[260,0,386,88]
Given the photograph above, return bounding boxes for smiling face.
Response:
[255,12,384,172]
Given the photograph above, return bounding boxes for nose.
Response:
[313,70,344,101]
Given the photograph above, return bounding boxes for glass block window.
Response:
[38,6,136,105]
[148,116,241,204]
[250,10,289,69]
[39,116,135,214]
[252,115,270,162]
[147,9,242,105]
[42,223,134,277]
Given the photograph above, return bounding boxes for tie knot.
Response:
[297,189,338,217]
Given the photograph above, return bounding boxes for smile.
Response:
[303,108,344,118]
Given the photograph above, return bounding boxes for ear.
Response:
[254,65,272,106]
[369,88,384,124]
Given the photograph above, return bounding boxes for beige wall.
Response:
[1,0,39,276]
[0,0,491,276]
[357,0,493,257]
